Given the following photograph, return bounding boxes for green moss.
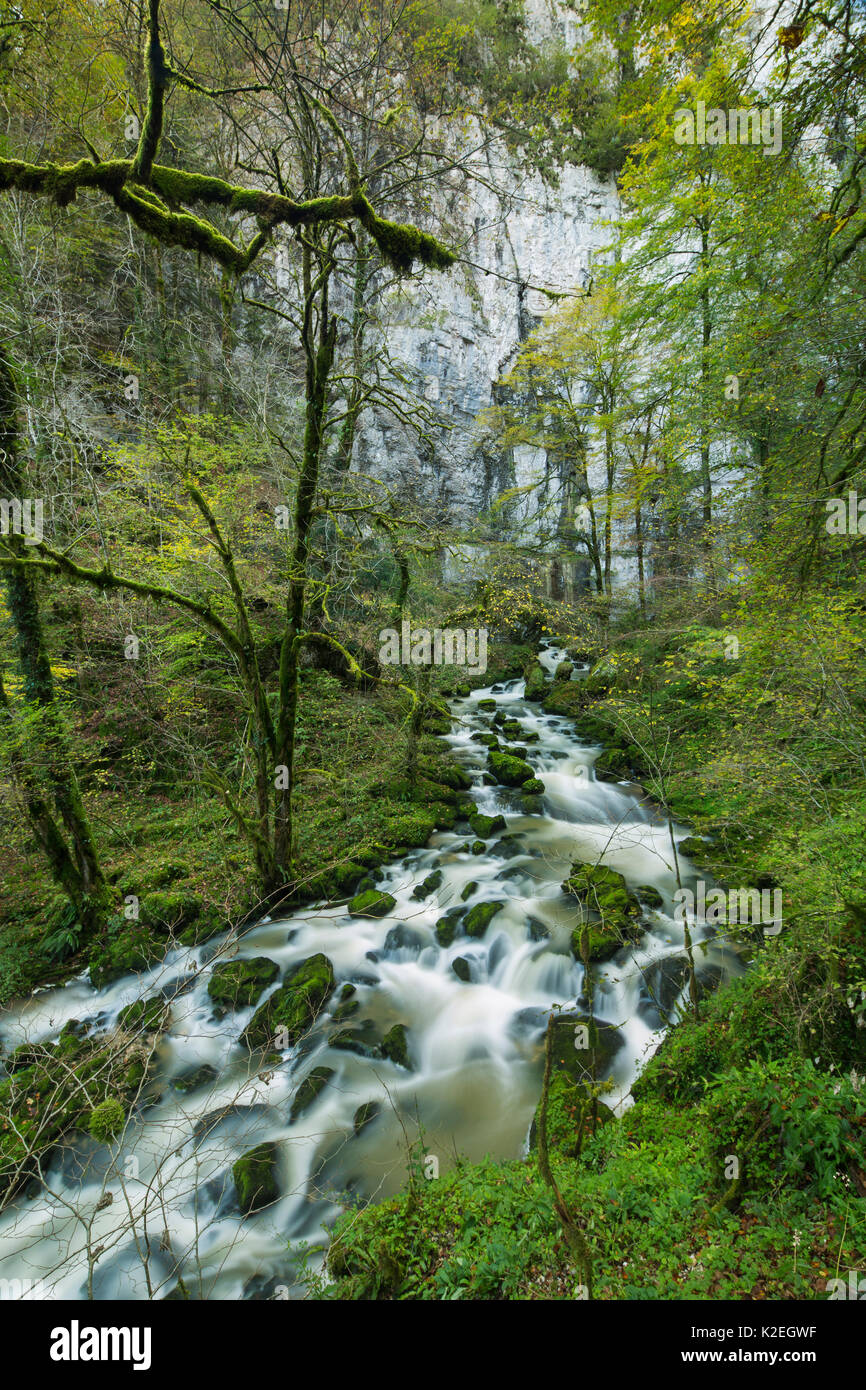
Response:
[487,750,535,787]
[464,901,504,938]
[88,1097,126,1142]
[468,812,506,838]
[118,997,167,1033]
[207,956,279,1014]
[290,1066,335,1122]
[435,907,464,946]
[348,887,397,918]
[241,953,335,1050]
[381,1023,411,1069]
[232,1142,279,1214]
[563,863,643,961]
[523,659,547,702]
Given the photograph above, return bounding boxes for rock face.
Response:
[357,147,619,535]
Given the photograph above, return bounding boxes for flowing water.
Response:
[0,645,743,1299]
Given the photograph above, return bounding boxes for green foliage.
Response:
[88,1097,126,1143]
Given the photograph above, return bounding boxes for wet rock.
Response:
[554,661,574,682]
[524,659,547,702]
[207,957,279,1016]
[348,888,397,918]
[464,901,505,939]
[353,1101,381,1136]
[172,1063,219,1094]
[564,863,643,962]
[549,1013,625,1081]
[329,1024,382,1059]
[241,954,335,1050]
[384,923,428,954]
[470,840,487,855]
[477,699,497,711]
[118,997,168,1034]
[233,1142,280,1214]
[636,885,664,909]
[526,916,550,941]
[290,1067,335,1122]
[487,749,535,787]
[452,956,472,982]
[522,778,545,795]
[468,812,506,838]
[411,869,444,901]
[381,1023,412,1069]
[435,907,465,946]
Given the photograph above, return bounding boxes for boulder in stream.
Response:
[241,953,335,1050]
[207,956,279,1016]
[232,1142,280,1214]
[348,888,397,918]
[487,749,535,787]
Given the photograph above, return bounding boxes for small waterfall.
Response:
[0,646,743,1299]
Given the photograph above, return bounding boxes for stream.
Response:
[0,644,743,1299]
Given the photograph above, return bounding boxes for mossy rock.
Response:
[471,731,499,749]
[332,996,360,1023]
[353,1101,381,1136]
[477,699,497,711]
[522,778,545,795]
[233,1142,280,1214]
[528,1071,614,1156]
[636,885,664,909]
[118,997,167,1034]
[452,956,472,982]
[501,719,523,739]
[455,683,471,697]
[554,661,574,682]
[241,953,335,1050]
[88,924,163,989]
[464,901,505,939]
[140,891,204,934]
[88,1097,126,1142]
[290,1066,334,1122]
[348,888,397,918]
[523,659,547,702]
[461,880,479,901]
[470,840,487,855]
[435,907,464,946]
[593,746,637,780]
[487,749,535,787]
[411,870,443,901]
[419,760,473,791]
[676,836,712,862]
[208,957,279,1015]
[330,1026,382,1059]
[541,683,585,717]
[381,1023,411,1069]
[172,1063,218,1094]
[521,795,545,814]
[549,1013,625,1082]
[468,812,506,839]
[563,863,642,961]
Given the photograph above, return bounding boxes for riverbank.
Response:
[324,594,866,1299]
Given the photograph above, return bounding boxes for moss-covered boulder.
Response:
[468,812,506,839]
[470,840,487,855]
[471,731,499,749]
[0,1029,153,1199]
[241,953,335,1050]
[207,957,279,1015]
[452,956,472,982]
[524,659,547,702]
[477,698,497,711]
[118,996,168,1034]
[487,749,535,787]
[353,1101,381,1136]
[435,907,465,946]
[464,901,505,939]
[381,1023,411,1069]
[411,870,443,901]
[348,888,397,918]
[290,1066,334,1122]
[549,1013,625,1082]
[233,1142,280,1214]
[528,1071,614,1156]
[563,863,643,961]
[636,884,664,909]
[522,778,545,795]
[554,661,574,682]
